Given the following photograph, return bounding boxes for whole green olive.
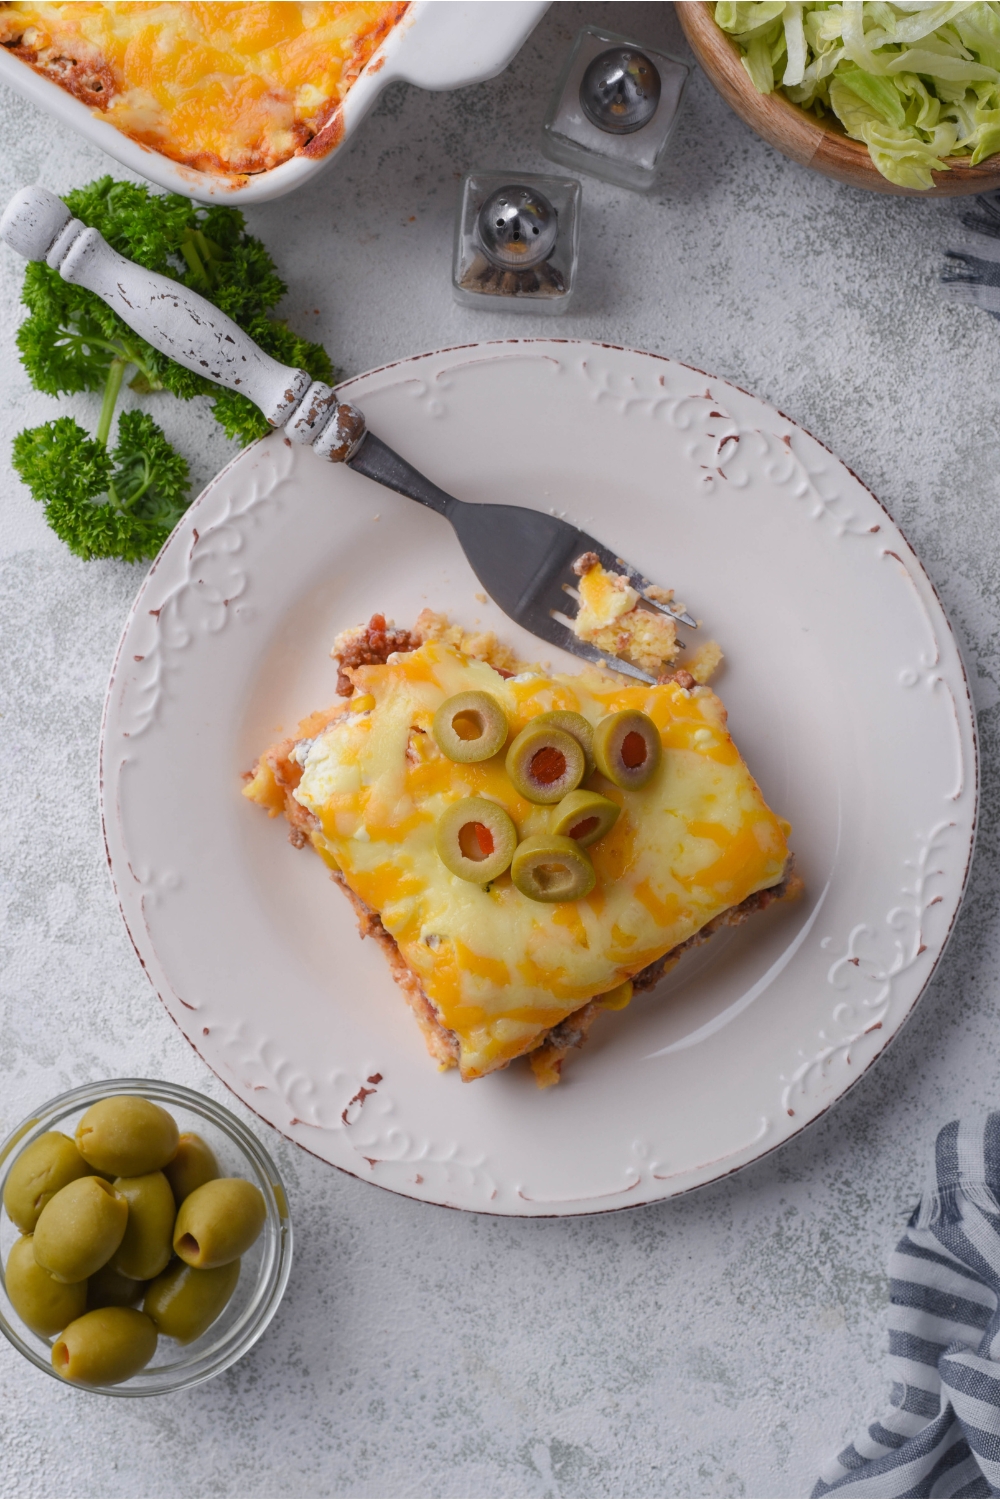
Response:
[75,1096,179,1178]
[110,1171,175,1281]
[173,1178,266,1269]
[87,1262,146,1311]
[33,1175,128,1283]
[163,1133,219,1206]
[435,797,517,884]
[2,1131,92,1233]
[52,1306,157,1386]
[5,1235,87,1338]
[144,1257,241,1343]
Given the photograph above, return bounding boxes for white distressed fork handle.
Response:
[0,184,366,462]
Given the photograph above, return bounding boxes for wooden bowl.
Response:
[676,0,1000,196]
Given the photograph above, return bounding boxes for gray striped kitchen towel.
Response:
[813,1117,1000,1498]
[941,191,1000,318]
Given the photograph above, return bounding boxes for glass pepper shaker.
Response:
[452,169,582,313]
[541,26,690,192]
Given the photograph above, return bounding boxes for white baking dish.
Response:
[0,1,549,204]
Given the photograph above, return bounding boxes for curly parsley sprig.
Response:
[12,176,334,562]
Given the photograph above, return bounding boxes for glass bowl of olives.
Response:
[0,1079,292,1396]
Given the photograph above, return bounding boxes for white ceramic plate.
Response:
[101,341,977,1216]
[0,2,548,204]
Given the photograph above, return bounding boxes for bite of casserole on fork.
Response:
[568,553,723,685]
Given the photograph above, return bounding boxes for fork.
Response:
[0,185,696,684]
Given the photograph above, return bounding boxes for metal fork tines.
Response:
[521,532,695,685]
[348,436,699,684]
[582,541,697,629]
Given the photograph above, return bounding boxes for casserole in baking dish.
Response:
[0,2,409,176]
[0,0,548,203]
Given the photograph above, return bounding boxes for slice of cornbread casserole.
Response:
[244,613,798,1086]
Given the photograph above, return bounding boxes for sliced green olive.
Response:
[549,789,620,848]
[432,691,508,763]
[530,711,595,777]
[436,797,517,883]
[511,834,595,903]
[505,725,585,804]
[593,710,662,790]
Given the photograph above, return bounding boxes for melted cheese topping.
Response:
[572,559,682,677]
[575,564,640,632]
[293,643,790,1081]
[0,2,407,174]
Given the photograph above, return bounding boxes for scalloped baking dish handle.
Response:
[0,1,550,205]
[384,0,548,91]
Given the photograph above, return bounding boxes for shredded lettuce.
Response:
[714,1,1000,187]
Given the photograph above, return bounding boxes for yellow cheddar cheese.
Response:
[282,641,790,1081]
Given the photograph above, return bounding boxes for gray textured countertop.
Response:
[2,4,999,1496]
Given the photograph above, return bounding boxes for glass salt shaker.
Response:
[541,26,690,192]
[452,169,581,314]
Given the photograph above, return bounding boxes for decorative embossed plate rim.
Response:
[100,340,978,1216]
